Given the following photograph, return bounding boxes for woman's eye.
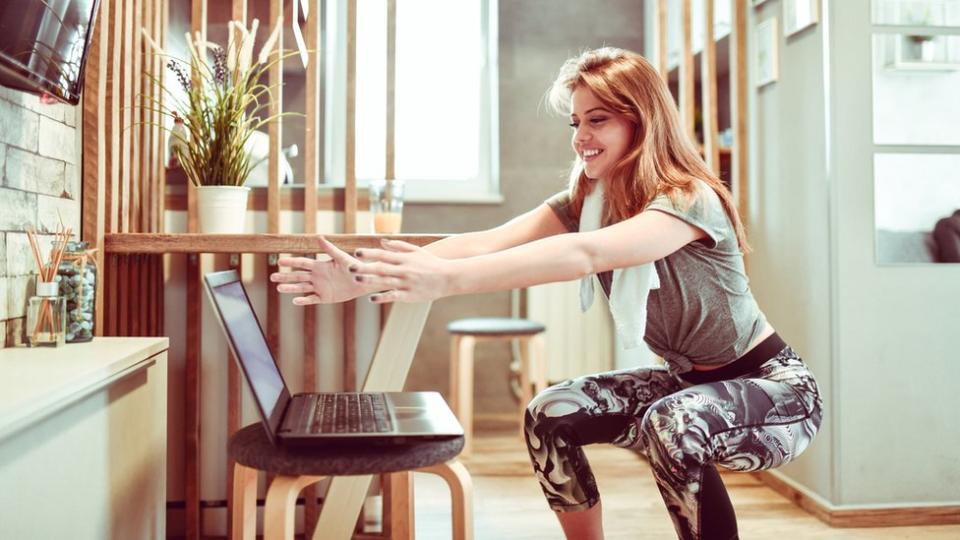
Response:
[568,122,579,129]
[590,117,607,125]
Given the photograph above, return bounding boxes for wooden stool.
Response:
[228,424,472,540]
[447,317,547,456]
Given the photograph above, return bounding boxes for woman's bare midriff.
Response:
[689,322,776,372]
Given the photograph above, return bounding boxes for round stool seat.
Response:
[228,424,464,477]
[447,317,545,336]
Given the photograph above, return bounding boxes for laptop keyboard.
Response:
[311,393,394,434]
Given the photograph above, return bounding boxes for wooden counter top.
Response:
[0,337,169,441]
[104,233,449,254]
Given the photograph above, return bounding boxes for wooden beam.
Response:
[702,0,720,173]
[109,0,122,233]
[132,0,143,233]
[680,0,695,142]
[121,0,134,233]
[158,0,169,234]
[188,0,207,234]
[731,0,749,228]
[185,253,202,540]
[343,0,358,393]
[657,0,668,80]
[104,233,447,254]
[386,0,396,182]
[268,0,283,235]
[82,0,108,336]
[142,0,154,234]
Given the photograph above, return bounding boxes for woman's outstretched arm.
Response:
[353,208,707,304]
[271,203,568,304]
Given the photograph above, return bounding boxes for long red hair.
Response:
[547,47,750,252]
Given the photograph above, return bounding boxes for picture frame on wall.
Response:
[756,17,779,88]
[784,0,819,37]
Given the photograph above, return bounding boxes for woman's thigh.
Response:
[641,359,822,471]
[526,365,684,447]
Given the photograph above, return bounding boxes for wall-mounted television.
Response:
[0,0,101,105]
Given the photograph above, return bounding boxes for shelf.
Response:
[103,233,449,254]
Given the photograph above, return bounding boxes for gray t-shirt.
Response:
[545,180,768,373]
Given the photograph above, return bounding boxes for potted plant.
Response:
[142,18,292,233]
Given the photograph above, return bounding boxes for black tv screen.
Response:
[0,0,101,105]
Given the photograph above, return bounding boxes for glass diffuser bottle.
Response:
[27,281,66,347]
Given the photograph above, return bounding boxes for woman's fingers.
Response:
[292,294,323,306]
[369,289,405,304]
[353,247,405,265]
[318,236,356,267]
[277,282,317,294]
[270,270,312,284]
[380,238,420,252]
[349,260,404,278]
[276,256,319,271]
[352,274,403,289]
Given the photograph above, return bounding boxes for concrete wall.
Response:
[402,0,647,413]
[0,88,81,347]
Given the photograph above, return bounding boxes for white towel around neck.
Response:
[578,182,660,349]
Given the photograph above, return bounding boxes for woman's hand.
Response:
[350,238,456,304]
[270,236,376,305]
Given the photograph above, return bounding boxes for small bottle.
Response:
[169,112,189,168]
[27,281,66,347]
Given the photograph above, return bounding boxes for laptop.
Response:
[203,269,463,447]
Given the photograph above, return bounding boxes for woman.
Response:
[271,48,822,540]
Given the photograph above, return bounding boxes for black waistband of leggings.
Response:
[678,332,787,385]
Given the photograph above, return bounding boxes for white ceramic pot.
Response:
[196,185,250,234]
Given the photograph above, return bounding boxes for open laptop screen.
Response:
[208,279,285,422]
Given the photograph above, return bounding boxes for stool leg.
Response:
[518,336,534,439]
[383,471,415,540]
[532,333,547,395]
[231,463,258,540]
[449,335,462,434]
[455,335,476,457]
[264,474,325,540]
[418,460,474,540]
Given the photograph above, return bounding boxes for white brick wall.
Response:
[0,86,80,347]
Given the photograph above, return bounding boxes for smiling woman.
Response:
[271,47,823,540]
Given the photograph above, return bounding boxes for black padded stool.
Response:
[228,423,472,540]
[447,317,547,456]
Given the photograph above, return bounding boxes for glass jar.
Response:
[369,179,405,234]
[56,241,97,343]
[27,281,66,347]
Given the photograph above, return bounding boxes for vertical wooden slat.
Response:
[342,0,358,393]
[268,0,283,235]
[158,0,169,234]
[188,0,207,234]
[109,0,122,233]
[82,0,107,337]
[186,4,206,537]
[303,0,322,532]
[132,0,143,233]
[680,0,695,142]
[185,254,202,540]
[107,254,118,335]
[702,0,720,173]
[142,0,153,234]
[118,255,129,335]
[731,0,749,225]
[139,255,150,335]
[121,0,133,233]
[657,0,668,80]
[226,2,248,538]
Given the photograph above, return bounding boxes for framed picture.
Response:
[784,0,819,37]
[755,18,779,88]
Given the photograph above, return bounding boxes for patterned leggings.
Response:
[523,343,822,540]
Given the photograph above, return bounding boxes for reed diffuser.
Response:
[26,225,71,347]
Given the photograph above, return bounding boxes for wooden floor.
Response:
[410,430,960,539]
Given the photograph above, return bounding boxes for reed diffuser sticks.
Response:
[26,225,72,344]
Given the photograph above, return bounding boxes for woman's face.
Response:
[569,86,634,181]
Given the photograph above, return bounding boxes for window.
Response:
[323,0,500,203]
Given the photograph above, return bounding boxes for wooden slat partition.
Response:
[132,0,143,233]
[702,0,720,173]
[82,0,107,335]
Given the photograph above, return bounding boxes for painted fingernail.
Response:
[354,275,363,282]
[354,250,364,258]
[348,265,358,272]
[369,294,380,302]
